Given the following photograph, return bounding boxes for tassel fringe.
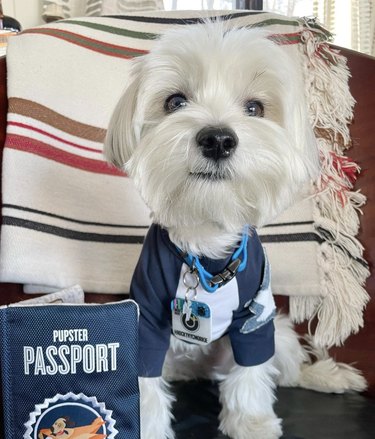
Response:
[289,20,370,347]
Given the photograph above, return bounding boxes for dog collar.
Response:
[176,226,249,293]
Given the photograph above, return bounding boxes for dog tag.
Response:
[171,298,212,345]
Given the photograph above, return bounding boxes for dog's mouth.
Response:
[189,170,230,181]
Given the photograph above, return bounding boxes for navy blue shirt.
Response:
[130,224,276,377]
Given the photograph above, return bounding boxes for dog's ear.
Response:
[104,59,144,169]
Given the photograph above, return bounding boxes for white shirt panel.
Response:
[175,263,240,341]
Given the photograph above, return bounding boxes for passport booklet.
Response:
[0,299,140,439]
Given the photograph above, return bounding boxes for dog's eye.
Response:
[245,100,264,117]
[164,94,188,113]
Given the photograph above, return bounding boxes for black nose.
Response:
[196,127,238,161]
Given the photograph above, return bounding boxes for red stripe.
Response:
[8,121,102,154]
[269,32,301,45]
[5,134,126,177]
[23,28,148,59]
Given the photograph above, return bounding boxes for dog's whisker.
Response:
[252,69,266,82]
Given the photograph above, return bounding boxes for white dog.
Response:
[105,21,365,439]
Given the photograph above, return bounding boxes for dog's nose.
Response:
[196,127,238,161]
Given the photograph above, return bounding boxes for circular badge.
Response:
[181,313,200,332]
[24,392,117,439]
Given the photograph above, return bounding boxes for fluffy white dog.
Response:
[105,21,365,439]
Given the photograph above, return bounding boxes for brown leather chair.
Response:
[326,47,375,396]
[1,45,372,394]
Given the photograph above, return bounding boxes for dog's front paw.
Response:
[139,377,175,439]
[141,422,175,439]
[219,410,282,439]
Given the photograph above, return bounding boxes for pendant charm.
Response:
[171,297,212,345]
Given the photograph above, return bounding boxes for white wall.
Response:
[3,0,44,30]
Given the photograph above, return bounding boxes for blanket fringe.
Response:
[289,296,321,323]
[289,20,370,347]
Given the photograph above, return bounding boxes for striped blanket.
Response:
[0,10,369,347]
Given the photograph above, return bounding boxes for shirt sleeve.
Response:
[228,246,276,367]
[229,318,275,367]
[130,225,180,377]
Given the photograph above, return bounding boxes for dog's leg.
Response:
[273,314,367,393]
[218,360,282,439]
[273,313,308,387]
[139,376,175,439]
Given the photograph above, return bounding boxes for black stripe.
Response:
[260,232,323,244]
[262,221,314,228]
[316,226,369,269]
[2,216,145,244]
[104,11,263,25]
[3,216,368,270]
[347,254,369,269]
[2,204,150,229]
[261,231,368,269]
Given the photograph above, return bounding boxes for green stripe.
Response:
[302,17,333,39]
[62,19,157,40]
[24,28,145,58]
[253,15,332,39]
[247,18,301,29]
[269,34,302,44]
[44,16,331,48]
[62,17,304,41]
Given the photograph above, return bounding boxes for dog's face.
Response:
[105,22,318,239]
[52,418,66,433]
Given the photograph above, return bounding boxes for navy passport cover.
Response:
[0,300,139,439]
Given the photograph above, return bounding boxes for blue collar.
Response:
[176,226,249,293]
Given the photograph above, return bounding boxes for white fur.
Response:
[105,22,359,439]
[139,377,176,439]
[298,335,367,393]
[219,361,282,439]
[105,21,319,258]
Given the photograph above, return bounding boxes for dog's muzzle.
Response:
[196,126,238,161]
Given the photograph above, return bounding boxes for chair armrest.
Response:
[0,56,7,206]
